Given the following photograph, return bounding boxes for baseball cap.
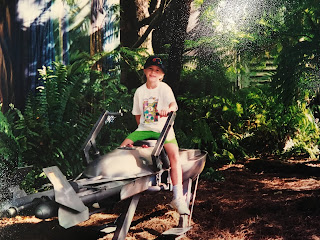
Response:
[144,55,166,73]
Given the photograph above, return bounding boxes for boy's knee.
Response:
[120,139,134,147]
[168,153,181,166]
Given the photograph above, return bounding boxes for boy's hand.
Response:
[159,103,177,117]
[159,109,176,117]
[159,109,170,117]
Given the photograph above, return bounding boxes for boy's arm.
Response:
[159,102,177,117]
[168,102,178,112]
[135,115,141,125]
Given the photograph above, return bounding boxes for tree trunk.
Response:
[0,0,26,112]
[120,0,139,48]
[120,0,162,89]
[1,0,55,112]
[90,0,105,71]
[134,0,153,53]
[121,0,159,51]
[165,0,192,94]
[0,1,15,112]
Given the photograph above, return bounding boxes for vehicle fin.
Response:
[43,166,87,213]
[58,205,89,229]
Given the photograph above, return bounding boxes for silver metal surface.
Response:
[0,110,208,238]
[120,175,151,200]
[43,166,87,213]
[83,148,206,182]
[189,174,200,226]
[180,150,207,181]
[83,148,154,178]
[112,194,141,240]
[58,205,89,229]
[162,226,192,236]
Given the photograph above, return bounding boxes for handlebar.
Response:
[82,110,122,165]
[106,111,123,117]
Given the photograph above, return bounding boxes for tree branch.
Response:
[138,8,159,28]
[132,0,172,48]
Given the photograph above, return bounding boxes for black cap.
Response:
[144,55,165,73]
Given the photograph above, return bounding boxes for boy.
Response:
[120,56,190,215]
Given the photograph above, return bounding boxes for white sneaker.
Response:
[169,198,190,215]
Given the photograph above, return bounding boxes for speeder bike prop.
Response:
[0,111,207,239]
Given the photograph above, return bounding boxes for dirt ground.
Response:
[1,156,320,240]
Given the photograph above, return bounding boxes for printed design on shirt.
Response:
[143,97,159,123]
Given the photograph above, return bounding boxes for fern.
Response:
[0,104,23,173]
[10,49,133,188]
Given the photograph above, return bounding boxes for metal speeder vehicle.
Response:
[0,111,207,239]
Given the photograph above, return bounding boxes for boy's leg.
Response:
[120,138,134,147]
[164,143,182,186]
[120,131,159,147]
[164,143,190,215]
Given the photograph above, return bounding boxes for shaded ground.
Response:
[1,156,320,240]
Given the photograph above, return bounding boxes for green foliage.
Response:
[180,59,232,97]
[194,0,284,78]
[272,41,320,104]
[270,1,320,104]
[194,1,320,106]
[234,86,319,158]
[117,47,152,89]
[0,50,134,190]
[14,62,92,178]
[201,167,225,182]
[237,87,290,154]
[0,104,22,172]
[281,103,320,158]
[176,83,320,177]
[176,93,246,165]
[180,1,320,181]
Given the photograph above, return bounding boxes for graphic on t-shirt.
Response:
[143,97,159,123]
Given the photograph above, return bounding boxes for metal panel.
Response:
[112,194,140,240]
[120,176,151,200]
[58,205,89,229]
[43,166,86,212]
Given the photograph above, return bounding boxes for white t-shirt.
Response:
[132,82,177,139]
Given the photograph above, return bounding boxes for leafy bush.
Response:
[176,93,247,165]
[14,62,94,178]
[176,83,320,176]
[179,60,232,97]
[0,104,23,173]
[237,86,319,158]
[0,51,134,190]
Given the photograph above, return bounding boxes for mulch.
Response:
[1,156,320,240]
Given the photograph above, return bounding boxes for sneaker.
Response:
[169,198,190,215]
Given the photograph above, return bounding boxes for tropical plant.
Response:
[13,61,91,179]
[176,81,320,174]
[176,93,246,164]
[6,50,132,189]
[271,0,320,105]
[0,104,23,172]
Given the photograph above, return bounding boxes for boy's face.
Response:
[144,65,165,82]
